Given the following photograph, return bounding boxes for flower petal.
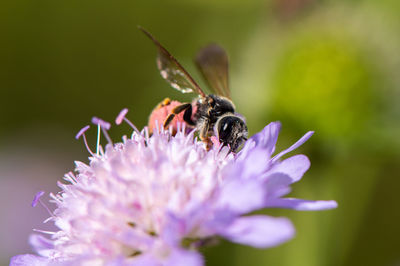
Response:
[265,198,338,210]
[268,154,310,183]
[264,173,292,199]
[217,177,266,214]
[128,254,160,266]
[238,122,281,160]
[245,148,270,175]
[130,246,204,266]
[219,215,295,248]
[29,235,54,257]
[165,249,204,266]
[251,122,281,153]
[10,254,49,266]
[272,131,314,162]
[233,147,271,179]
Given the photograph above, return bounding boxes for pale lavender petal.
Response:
[163,212,187,245]
[251,122,281,155]
[128,254,160,266]
[31,191,44,207]
[229,147,271,180]
[242,148,272,178]
[264,173,292,199]
[268,154,310,183]
[272,131,314,162]
[216,177,266,214]
[165,249,204,266]
[219,215,295,248]
[265,198,338,210]
[10,254,49,266]
[130,244,203,266]
[29,235,54,257]
[236,138,256,161]
[238,122,281,160]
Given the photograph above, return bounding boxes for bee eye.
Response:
[217,117,235,140]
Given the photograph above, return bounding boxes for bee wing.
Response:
[195,44,230,99]
[139,27,206,97]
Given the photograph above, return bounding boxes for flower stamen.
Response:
[32,229,55,235]
[31,191,54,218]
[75,125,95,156]
[63,171,77,184]
[116,108,140,134]
[91,117,112,155]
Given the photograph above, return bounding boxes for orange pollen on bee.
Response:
[148,98,186,134]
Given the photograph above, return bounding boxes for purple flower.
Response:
[11,114,337,266]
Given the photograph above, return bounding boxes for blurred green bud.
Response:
[271,34,379,141]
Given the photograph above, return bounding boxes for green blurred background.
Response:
[1,0,399,265]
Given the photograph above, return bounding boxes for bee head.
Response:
[216,115,248,152]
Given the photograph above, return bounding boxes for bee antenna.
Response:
[137,25,145,31]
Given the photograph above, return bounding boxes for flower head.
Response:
[11,110,337,266]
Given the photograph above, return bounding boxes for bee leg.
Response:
[163,103,192,128]
[183,105,195,126]
[199,121,213,150]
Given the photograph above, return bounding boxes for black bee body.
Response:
[193,94,234,124]
[186,94,248,151]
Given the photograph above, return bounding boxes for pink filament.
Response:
[91,117,113,150]
[75,125,95,156]
[32,191,55,218]
[115,108,140,134]
[101,127,113,146]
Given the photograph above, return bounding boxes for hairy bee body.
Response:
[192,95,248,151]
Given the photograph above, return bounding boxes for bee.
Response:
[140,27,248,152]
